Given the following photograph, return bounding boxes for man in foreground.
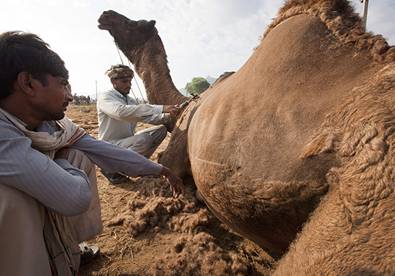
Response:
[97,64,181,184]
[0,31,183,276]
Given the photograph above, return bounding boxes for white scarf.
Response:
[0,108,85,158]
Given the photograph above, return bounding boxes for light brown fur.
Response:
[99,0,395,273]
[267,0,395,63]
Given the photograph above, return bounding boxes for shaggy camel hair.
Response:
[98,0,395,274]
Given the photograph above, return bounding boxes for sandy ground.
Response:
[67,104,273,275]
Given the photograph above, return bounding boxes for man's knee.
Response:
[0,184,44,223]
[153,125,167,144]
[57,148,95,176]
[0,185,51,275]
[58,148,102,241]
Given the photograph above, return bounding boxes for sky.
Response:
[1,0,394,99]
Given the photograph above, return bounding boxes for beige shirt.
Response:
[97,89,164,142]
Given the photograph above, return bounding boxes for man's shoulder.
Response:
[100,88,116,96]
[98,89,121,100]
[97,89,114,102]
[0,117,25,138]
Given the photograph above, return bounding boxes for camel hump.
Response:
[211,71,235,88]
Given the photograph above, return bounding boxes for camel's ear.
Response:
[137,20,156,31]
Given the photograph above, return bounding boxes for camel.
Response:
[98,0,395,274]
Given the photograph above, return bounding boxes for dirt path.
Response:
[67,105,273,275]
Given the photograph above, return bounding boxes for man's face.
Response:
[111,77,132,95]
[32,74,73,121]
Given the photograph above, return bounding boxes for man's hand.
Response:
[163,105,181,117]
[160,166,184,198]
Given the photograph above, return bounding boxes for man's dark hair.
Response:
[0,31,69,100]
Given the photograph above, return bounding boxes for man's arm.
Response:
[71,134,184,197]
[0,125,92,216]
[71,134,163,176]
[98,92,164,124]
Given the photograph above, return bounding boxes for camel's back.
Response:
[188,14,379,254]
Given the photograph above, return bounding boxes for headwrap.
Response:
[106,64,134,79]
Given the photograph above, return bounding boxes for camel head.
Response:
[98,10,188,105]
[98,10,157,55]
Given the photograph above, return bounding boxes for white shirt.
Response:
[97,89,164,142]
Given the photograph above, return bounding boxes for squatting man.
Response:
[0,31,184,276]
[97,64,181,184]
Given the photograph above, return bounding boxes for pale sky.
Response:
[1,0,394,99]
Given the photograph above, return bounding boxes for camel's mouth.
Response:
[98,22,111,30]
[98,10,122,31]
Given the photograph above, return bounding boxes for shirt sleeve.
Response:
[0,124,92,216]
[70,134,163,177]
[98,92,164,124]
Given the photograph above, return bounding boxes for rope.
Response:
[114,41,124,65]
[130,87,140,104]
[126,59,147,103]
[113,40,145,103]
[133,75,147,103]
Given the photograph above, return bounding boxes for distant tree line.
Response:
[185,73,233,96]
[185,77,210,95]
[73,94,93,105]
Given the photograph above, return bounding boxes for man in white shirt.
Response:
[97,64,180,184]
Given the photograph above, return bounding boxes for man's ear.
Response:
[16,72,34,96]
[16,72,42,96]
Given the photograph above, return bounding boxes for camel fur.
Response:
[98,0,395,273]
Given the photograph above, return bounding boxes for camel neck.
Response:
[125,35,188,105]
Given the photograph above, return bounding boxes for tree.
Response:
[73,93,92,105]
[185,77,210,95]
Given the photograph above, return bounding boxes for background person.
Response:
[97,64,181,184]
